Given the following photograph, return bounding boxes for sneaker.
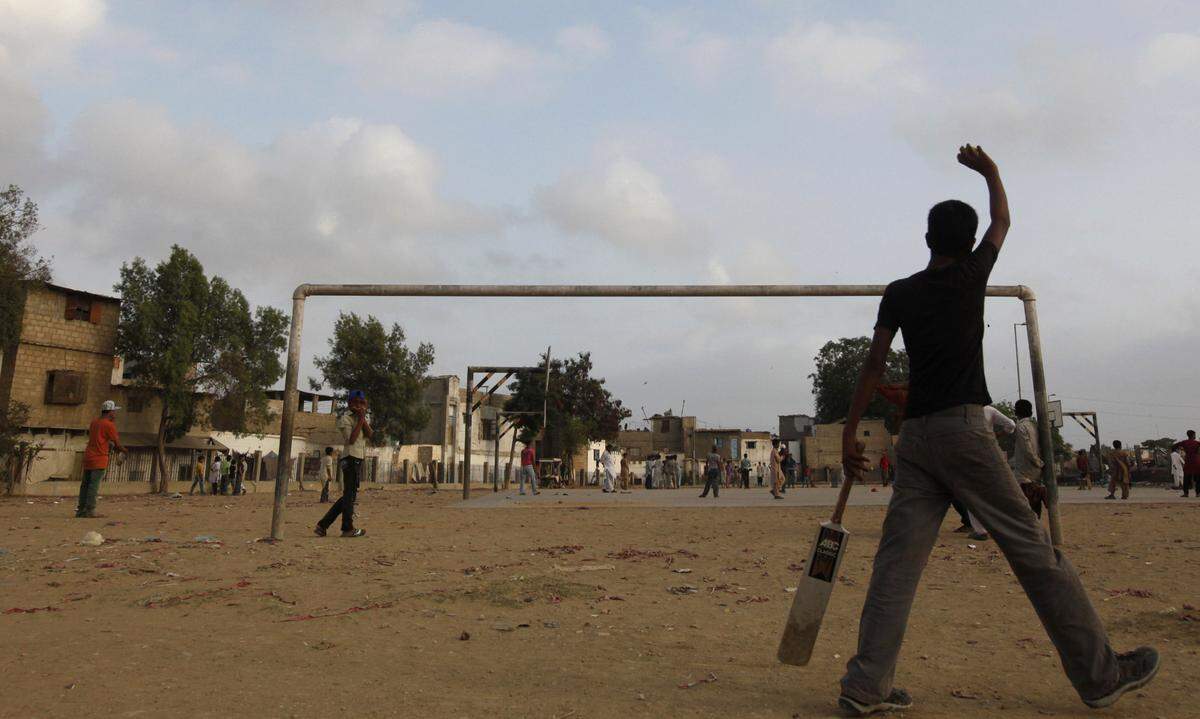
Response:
[1104,494,1116,500]
[341,528,366,538]
[313,525,326,537]
[953,524,971,533]
[838,688,913,716]
[1083,647,1160,709]
[968,531,990,541]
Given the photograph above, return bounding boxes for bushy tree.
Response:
[311,312,434,445]
[1,185,51,350]
[115,246,288,492]
[506,352,630,470]
[1,185,51,487]
[810,337,909,430]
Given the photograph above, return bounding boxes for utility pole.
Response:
[1013,322,1026,400]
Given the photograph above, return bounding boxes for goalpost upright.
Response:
[269,283,1059,546]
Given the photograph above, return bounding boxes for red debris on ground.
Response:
[281,601,395,622]
[142,580,252,609]
[528,545,583,557]
[5,606,61,615]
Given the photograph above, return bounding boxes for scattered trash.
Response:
[143,580,252,609]
[307,640,335,651]
[281,601,394,622]
[543,621,559,629]
[671,568,692,574]
[1104,588,1154,601]
[5,605,61,615]
[784,587,797,593]
[141,537,163,543]
[553,564,614,573]
[0,549,8,557]
[492,622,515,632]
[951,689,980,700]
[667,585,698,595]
[459,631,470,641]
[528,545,583,557]
[678,672,718,689]
[736,596,770,604]
[192,535,220,544]
[169,493,183,499]
[786,562,806,572]
[262,591,296,605]
[79,532,103,547]
[516,622,531,628]
[967,544,977,550]
[599,595,626,601]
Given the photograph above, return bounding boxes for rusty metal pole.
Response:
[270,291,305,540]
[1021,288,1062,546]
[463,368,473,501]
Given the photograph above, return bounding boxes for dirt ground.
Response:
[1,486,1196,719]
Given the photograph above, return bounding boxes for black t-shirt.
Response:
[876,241,999,419]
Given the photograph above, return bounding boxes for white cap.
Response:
[102,400,120,412]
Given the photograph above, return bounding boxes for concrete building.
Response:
[801,418,893,483]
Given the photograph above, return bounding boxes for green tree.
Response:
[115,246,288,492]
[311,312,434,445]
[505,352,630,471]
[1,185,51,488]
[1,185,51,350]
[810,337,909,430]
[1140,437,1177,452]
[991,400,1072,462]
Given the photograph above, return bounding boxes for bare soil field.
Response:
[1,487,1197,718]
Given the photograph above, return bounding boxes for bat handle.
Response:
[830,441,864,525]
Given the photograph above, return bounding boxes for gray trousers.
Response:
[841,405,1119,704]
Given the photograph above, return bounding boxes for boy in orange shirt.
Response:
[78,400,127,518]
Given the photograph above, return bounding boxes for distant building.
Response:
[802,418,893,483]
[617,412,698,461]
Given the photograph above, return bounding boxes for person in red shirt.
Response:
[78,400,127,518]
[1172,430,1200,498]
[519,443,539,495]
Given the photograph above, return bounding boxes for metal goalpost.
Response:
[268,283,1061,546]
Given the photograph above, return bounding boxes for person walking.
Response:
[1105,440,1132,501]
[619,453,630,491]
[599,446,617,493]
[769,439,784,499]
[1011,399,1047,515]
[1172,431,1200,497]
[698,444,723,499]
[1169,446,1184,494]
[662,454,679,489]
[878,453,892,487]
[207,453,221,496]
[739,454,752,489]
[189,456,206,495]
[315,390,370,538]
[77,400,127,518]
[519,443,540,495]
[319,447,335,503]
[756,461,765,487]
[1075,449,1092,491]
[837,144,1156,715]
[781,446,798,489]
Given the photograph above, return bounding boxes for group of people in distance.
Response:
[188,451,253,496]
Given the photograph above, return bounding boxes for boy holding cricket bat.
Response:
[834,145,1158,715]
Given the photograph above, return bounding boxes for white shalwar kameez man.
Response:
[1171,450,1184,490]
[600,449,617,493]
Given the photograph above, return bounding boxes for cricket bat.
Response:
[777,446,861,666]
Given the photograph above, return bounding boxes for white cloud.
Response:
[536,152,685,251]
[642,12,737,84]
[320,18,542,95]
[0,0,105,70]
[28,101,502,291]
[765,21,925,99]
[556,24,610,60]
[1138,32,1200,85]
[896,43,1127,161]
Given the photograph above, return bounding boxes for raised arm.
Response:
[957,144,1010,252]
[842,326,896,476]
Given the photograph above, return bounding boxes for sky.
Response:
[2,0,1199,449]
